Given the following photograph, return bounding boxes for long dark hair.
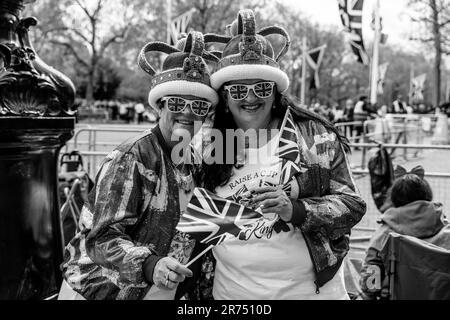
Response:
[200,91,349,192]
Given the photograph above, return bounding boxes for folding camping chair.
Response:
[381,232,450,300]
[59,150,93,245]
[60,179,82,244]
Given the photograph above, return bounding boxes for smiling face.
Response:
[158,94,210,147]
[223,79,275,131]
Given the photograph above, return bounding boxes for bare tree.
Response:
[173,0,268,35]
[34,0,146,102]
[409,0,450,106]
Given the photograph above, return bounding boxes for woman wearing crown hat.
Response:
[58,31,219,300]
[193,9,367,300]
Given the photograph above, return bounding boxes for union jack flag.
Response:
[166,97,187,112]
[177,188,262,246]
[337,0,369,65]
[277,109,303,186]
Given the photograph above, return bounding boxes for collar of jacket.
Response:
[152,124,173,157]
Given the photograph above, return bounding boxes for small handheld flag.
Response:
[178,188,262,267]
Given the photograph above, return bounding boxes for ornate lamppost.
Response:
[0,0,76,299]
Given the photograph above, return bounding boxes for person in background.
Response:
[134,102,145,124]
[343,99,354,122]
[359,165,450,299]
[391,93,407,114]
[119,101,128,121]
[353,95,369,146]
[58,31,219,300]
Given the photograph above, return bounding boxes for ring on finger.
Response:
[165,270,170,280]
[165,279,169,287]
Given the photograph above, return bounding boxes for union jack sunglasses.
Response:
[223,81,275,101]
[160,96,212,116]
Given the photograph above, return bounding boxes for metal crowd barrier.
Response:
[63,126,450,251]
[59,125,450,288]
[64,125,153,176]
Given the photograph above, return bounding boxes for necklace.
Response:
[235,117,280,168]
[167,148,195,192]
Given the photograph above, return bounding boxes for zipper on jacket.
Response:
[314,281,320,294]
[302,231,321,295]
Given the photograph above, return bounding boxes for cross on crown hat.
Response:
[208,9,291,93]
[138,31,219,111]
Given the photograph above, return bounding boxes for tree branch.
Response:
[92,0,104,20]
[439,18,450,27]
[410,36,435,42]
[75,0,92,19]
[67,28,90,44]
[49,39,89,69]
[411,15,434,24]
[99,26,129,57]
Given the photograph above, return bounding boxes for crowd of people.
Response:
[74,98,157,124]
[309,93,437,126]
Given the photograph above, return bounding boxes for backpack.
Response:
[368,145,394,211]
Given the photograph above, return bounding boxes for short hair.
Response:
[390,174,433,207]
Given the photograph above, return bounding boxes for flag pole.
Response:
[370,0,381,106]
[300,36,307,106]
[185,244,214,268]
[167,0,172,44]
[409,63,414,105]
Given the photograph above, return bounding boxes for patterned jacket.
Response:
[190,106,367,299]
[61,126,198,300]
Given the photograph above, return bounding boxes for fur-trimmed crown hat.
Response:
[138,31,219,111]
[208,9,291,93]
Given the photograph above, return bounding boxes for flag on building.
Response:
[276,109,303,186]
[306,45,326,89]
[377,62,388,94]
[410,73,426,102]
[170,8,195,45]
[337,0,369,65]
[177,188,262,246]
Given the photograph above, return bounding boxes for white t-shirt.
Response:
[212,132,348,300]
[134,103,145,114]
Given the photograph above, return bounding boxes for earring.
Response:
[225,107,230,113]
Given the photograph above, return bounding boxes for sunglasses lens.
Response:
[254,82,274,98]
[166,97,186,112]
[191,100,211,116]
[228,85,249,100]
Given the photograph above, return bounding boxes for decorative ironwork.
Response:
[0,0,75,117]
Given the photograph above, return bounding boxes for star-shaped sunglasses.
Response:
[223,81,275,101]
[161,96,212,117]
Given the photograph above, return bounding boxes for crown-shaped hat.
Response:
[138,31,219,110]
[208,9,291,93]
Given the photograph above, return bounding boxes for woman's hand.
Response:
[249,186,293,222]
[153,257,193,290]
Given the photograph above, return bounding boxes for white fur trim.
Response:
[148,80,219,110]
[211,64,290,93]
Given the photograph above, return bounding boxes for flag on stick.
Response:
[377,62,388,94]
[170,8,195,44]
[410,73,426,102]
[178,187,262,267]
[306,45,326,89]
[276,109,303,187]
[338,0,369,65]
